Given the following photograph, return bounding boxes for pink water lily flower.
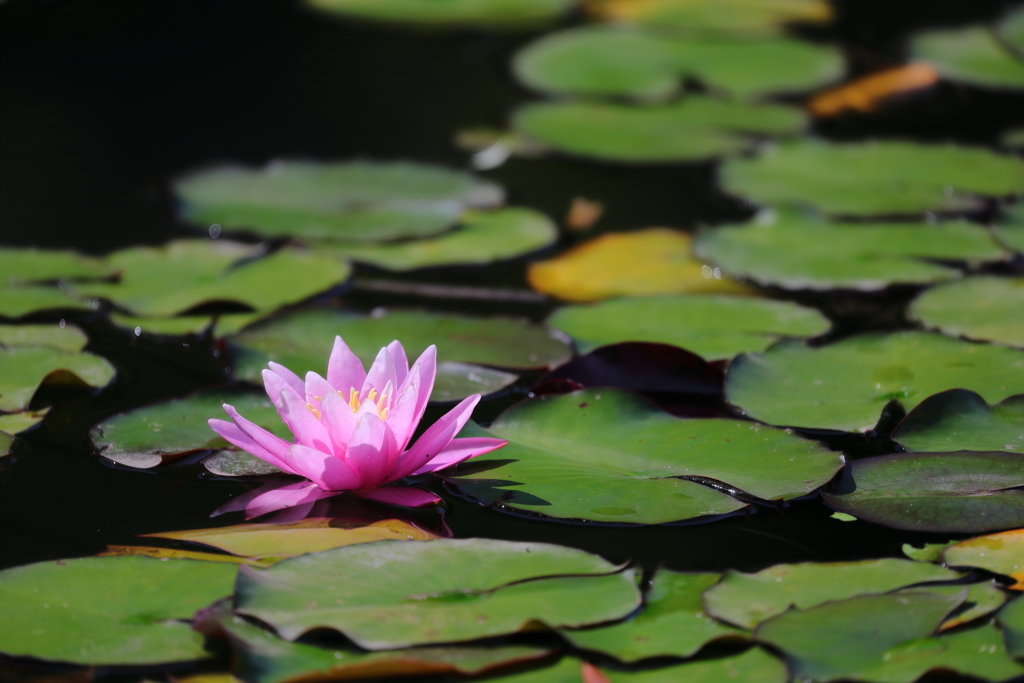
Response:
[208,337,506,513]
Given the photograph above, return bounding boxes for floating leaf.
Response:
[0,410,46,436]
[91,389,290,469]
[945,529,1024,589]
[214,612,557,683]
[0,556,236,665]
[203,450,285,477]
[694,209,1005,290]
[903,541,957,563]
[1001,6,1024,54]
[563,570,744,661]
[76,241,351,318]
[0,285,89,319]
[823,451,1024,533]
[234,538,641,648]
[511,649,787,683]
[936,580,1008,630]
[528,229,752,302]
[144,519,439,559]
[175,161,502,242]
[513,98,806,163]
[996,202,1024,253]
[1000,597,1024,659]
[0,324,115,412]
[548,295,829,360]
[589,0,832,38]
[0,432,12,457]
[230,308,566,399]
[755,591,1021,683]
[912,26,1024,90]
[893,389,1024,454]
[725,331,1024,431]
[720,139,1024,215]
[304,0,574,28]
[910,277,1024,348]
[514,26,842,100]
[330,208,557,271]
[703,559,961,629]
[98,545,261,566]
[0,247,107,284]
[446,387,843,524]
[807,63,939,117]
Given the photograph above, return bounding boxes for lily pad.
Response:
[720,139,1024,216]
[945,529,1024,589]
[1000,596,1024,659]
[0,556,237,665]
[175,160,502,242]
[725,331,1024,431]
[823,451,1024,533]
[0,247,108,283]
[203,450,287,477]
[90,389,290,469]
[230,308,565,398]
[0,285,89,319]
[548,295,830,360]
[513,97,806,163]
[513,26,843,100]
[144,519,439,559]
[0,324,115,412]
[934,581,1009,630]
[563,570,744,661]
[446,387,843,524]
[694,209,1005,291]
[590,0,832,38]
[703,559,961,630]
[234,538,641,648]
[331,207,557,271]
[213,612,557,683]
[893,390,1024,454]
[755,591,1022,683]
[77,241,351,318]
[996,202,1024,253]
[304,0,574,28]
[910,277,1024,348]
[98,544,263,566]
[912,26,1024,90]
[0,410,47,436]
[528,229,752,302]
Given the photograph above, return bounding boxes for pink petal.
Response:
[288,443,363,491]
[208,418,299,476]
[223,404,297,467]
[384,382,421,454]
[267,362,305,396]
[303,371,336,405]
[410,437,508,475]
[262,369,303,413]
[403,346,437,418]
[355,486,442,508]
[211,479,340,519]
[275,388,334,454]
[345,411,391,487]
[328,336,366,395]
[387,340,409,387]
[362,346,397,399]
[386,394,480,483]
[318,390,358,455]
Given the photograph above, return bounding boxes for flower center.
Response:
[305,387,390,422]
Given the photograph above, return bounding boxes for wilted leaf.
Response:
[945,529,1024,589]
[807,63,939,117]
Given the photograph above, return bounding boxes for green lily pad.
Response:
[592,0,832,39]
[230,308,566,399]
[996,202,1024,253]
[703,559,961,630]
[912,26,1024,90]
[175,161,502,242]
[910,277,1024,348]
[1000,6,1024,54]
[934,581,1010,630]
[304,0,573,28]
[214,612,557,683]
[944,529,1024,589]
[562,570,744,661]
[0,410,47,436]
[77,241,351,318]
[823,451,1024,533]
[234,538,641,648]
[513,26,842,100]
[1000,597,1024,659]
[548,295,830,360]
[720,139,1024,216]
[756,590,1021,683]
[446,387,843,524]
[893,390,1024,454]
[0,247,108,283]
[512,97,806,164]
[331,207,557,271]
[110,312,265,337]
[0,556,237,665]
[90,389,290,469]
[725,331,1024,431]
[0,324,115,412]
[694,209,1005,291]
[0,285,90,319]
[903,541,957,563]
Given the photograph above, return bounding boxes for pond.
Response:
[3,0,1024,681]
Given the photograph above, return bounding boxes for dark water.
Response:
[3,0,1024,624]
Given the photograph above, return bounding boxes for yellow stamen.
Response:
[305,403,321,420]
[368,388,378,403]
